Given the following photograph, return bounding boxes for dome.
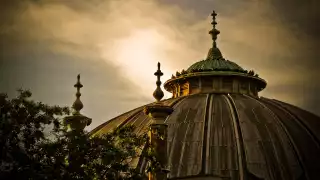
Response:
[91,94,320,179]
[187,58,246,73]
[90,10,320,180]
[186,48,246,74]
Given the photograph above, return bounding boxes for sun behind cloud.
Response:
[100,28,174,98]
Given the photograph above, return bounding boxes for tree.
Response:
[0,90,147,180]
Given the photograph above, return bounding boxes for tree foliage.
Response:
[0,90,147,180]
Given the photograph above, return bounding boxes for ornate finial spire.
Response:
[209,10,220,48]
[144,63,173,180]
[206,10,223,60]
[65,74,92,131]
[153,62,164,102]
[72,74,84,114]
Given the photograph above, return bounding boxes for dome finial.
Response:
[206,10,223,60]
[153,62,164,102]
[65,74,92,131]
[209,10,220,48]
[72,74,84,114]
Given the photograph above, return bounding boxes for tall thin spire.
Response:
[153,62,164,102]
[73,74,83,114]
[206,10,223,60]
[209,10,220,48]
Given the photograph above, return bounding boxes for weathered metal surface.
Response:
[91,94,320,180]
[231,94,304,180]
[260,97,320,180]
[187,59,245,74]
[271,99,320,144]
[91,98,181,135]
[92,107,143,135]
[166,94,208,178]
[205,95,239,178]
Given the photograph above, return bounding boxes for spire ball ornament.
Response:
[73,74,84,114]
[144,62,173,116]
[153,62,164,102]
[209,10,220,47]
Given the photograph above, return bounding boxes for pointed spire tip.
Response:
[73,74,83,113]
[206,10,223,60]
[153,62,164,102]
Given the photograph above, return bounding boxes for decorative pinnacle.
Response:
[72,74,84,114]
[206,10,223,60]
[153,62,164,102]
[209,10,220,48]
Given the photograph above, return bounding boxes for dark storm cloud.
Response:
[267,0,320,114]
[269,0,320,38]
[268,0,320,67]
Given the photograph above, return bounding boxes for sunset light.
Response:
[101,28,173,98]
[1,0,320,179]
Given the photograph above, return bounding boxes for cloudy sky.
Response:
[1,0,319,130]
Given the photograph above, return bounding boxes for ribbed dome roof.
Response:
[91,94,320,180]
[186,56,245,73]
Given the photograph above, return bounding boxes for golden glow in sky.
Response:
[101,28,175,99]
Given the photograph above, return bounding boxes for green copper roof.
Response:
[187,48,245,73]
[186,10,246,74]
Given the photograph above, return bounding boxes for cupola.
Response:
[164,10,267,98]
